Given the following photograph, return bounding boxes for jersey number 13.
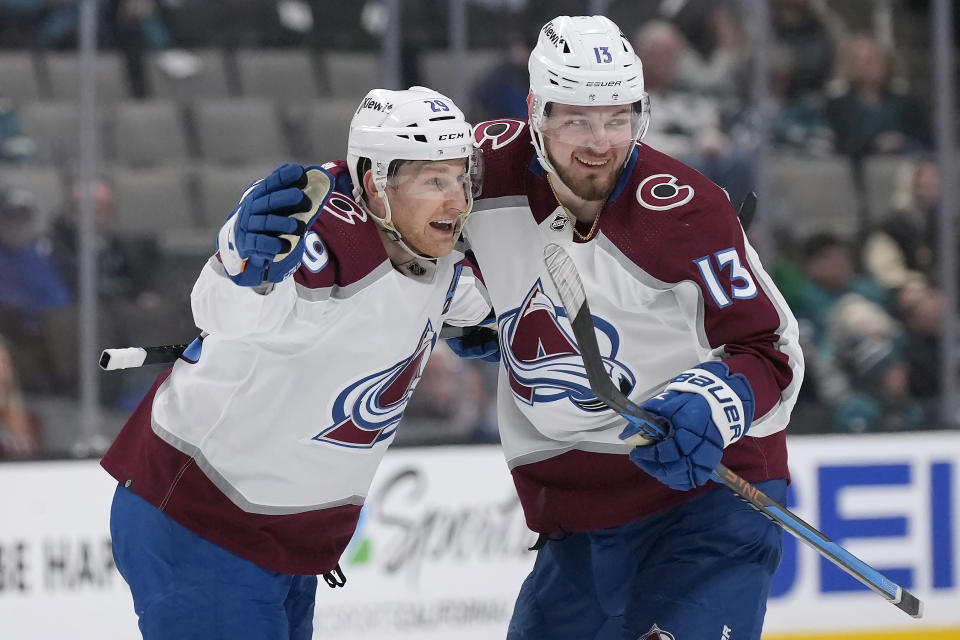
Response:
[694,248,758,308]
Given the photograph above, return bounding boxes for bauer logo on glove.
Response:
[619,361,755,491]
[217,162,334,287]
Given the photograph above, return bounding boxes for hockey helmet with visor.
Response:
[347,87,481,259]
[528,15,650,176]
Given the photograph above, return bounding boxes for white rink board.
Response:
[764,431,960,636]
[0,434,958,639]
[310,446,534,639]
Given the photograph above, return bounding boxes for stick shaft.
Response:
[99,343,190,370]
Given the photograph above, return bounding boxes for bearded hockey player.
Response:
[460,15,804,640]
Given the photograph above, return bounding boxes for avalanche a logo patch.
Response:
[313,322,436,448]
[639,624,676,640]
[473,119,526,149]
[500,280,634,410]
[636,173,694,211]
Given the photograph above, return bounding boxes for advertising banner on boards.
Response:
[0,433,956,639]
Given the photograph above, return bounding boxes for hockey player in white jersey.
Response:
[453,15,804,640]
[101,86,489,639]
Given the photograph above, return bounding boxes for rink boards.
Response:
[0,431,957,639]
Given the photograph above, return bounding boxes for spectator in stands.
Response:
[895,278,944,422]
[5,0,171,51]
[771,0,844,99]
[398,344,496,445]
[107,0,178,98]
[0,95,36,164]
[826,294,924,432]
[825,34,929,156]
[609,0,747,95]
[766,43,834,155]
[50,176,164,407]
[469,33,530,122]
[0,334,41,457]
[51,176,156,302]
[790,232,890,348]
[5,0,183,97]
[784,233,924,433]
[360,0,447,88]
[862,156,940,289]
[633,20,754,206]
[0,184,74,395]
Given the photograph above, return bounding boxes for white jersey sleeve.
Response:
[190,256,305,339]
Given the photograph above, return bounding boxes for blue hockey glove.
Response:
[620,361,755,491]
[217,162,333,287]
[445,326,500,362]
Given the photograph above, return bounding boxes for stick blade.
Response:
[543,244,586,318]
[542,243,660,442]
[737,191,758,230]
[896,588,924,618]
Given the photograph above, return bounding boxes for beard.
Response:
[546,148,625,201]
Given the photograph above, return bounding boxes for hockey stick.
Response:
[99,342,195,371]
[99,324,498,371]
[542,243,923,619]
[737,191,757,231]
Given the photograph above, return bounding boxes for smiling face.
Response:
[376,158,471,259]
[541,103,636,201]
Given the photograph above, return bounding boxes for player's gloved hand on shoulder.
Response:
[619,361,755,491]
[445,326,500,362]
[217,162,333,287]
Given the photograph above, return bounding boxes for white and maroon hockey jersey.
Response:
[101,161,491,574]
[466,119,804,534]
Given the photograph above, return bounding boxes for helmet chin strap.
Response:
[357,170,475,264]
[365,185,472,264]
[368,185,435,262]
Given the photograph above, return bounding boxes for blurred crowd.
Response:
[1,0,958,458]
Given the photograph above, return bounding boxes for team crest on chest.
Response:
[636,173,694,211]
[500,280,634,410]
[640,624,676,640]
[313,322,436,448]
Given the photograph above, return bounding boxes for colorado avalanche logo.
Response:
[473,119,525,149]
[313,322,436,448]
[501,280,634,411]
[640,625,676,640]
[636,173,695,211]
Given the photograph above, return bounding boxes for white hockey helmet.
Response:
[528,15,650,175]
[346,86,480,256]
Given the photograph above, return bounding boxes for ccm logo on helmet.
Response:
[636,174,695,211]
[438,133,465,141]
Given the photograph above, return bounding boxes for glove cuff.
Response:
[662,361,754,448]
[217,213,248,278]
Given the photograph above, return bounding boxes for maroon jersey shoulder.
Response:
[601,144,745,282]
[473,119,534,200]
[295,160,388,290]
